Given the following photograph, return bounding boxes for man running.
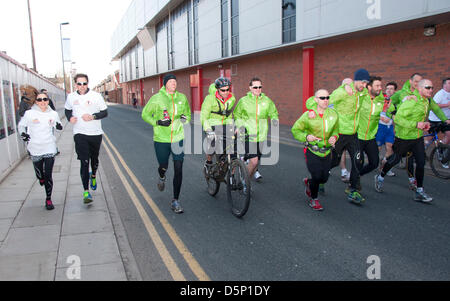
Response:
[376,82,397,176]
[142,74,191,214]
[357,76,388,177]
[65,73,108,204]
[234,77,279,181]
[292,89,339,211]
[375,79,450,203]
[328,68,370,204]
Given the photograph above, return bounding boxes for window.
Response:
[282,0,296,44]
[221,0,229,58]
[231,0,239,55]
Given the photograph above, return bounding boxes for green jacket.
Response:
[357,93,386,141]
[391,81,415,108]
[394,91,447,140]
[234,92,279,142]
[329,83,367,135]
[200,87,236,131]
[291,107,340,157]
[141,87,191,143]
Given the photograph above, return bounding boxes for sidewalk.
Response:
[0,121,141,281]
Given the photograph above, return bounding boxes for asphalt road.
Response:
[99,104,450,281]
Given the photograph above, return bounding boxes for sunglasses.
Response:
[424,86,433,90]
[76,82,88,86]
[36,97,49,102]
[219,88,230,92]
[317,96,330,100]
[252,86,262,89]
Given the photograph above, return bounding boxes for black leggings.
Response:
[331,134,362,189]
[359,139,379,176]
[382,137,425,187]
[154,141,184,200]
[305,149,332,199]
[74,134,102,191]
[33,157,55,200]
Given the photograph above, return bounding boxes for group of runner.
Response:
[19,70,449,215]
[293,70,450,211]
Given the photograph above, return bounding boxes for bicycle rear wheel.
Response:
[429,144,450,179]
[204,155,221,196]
[226,159,251,218]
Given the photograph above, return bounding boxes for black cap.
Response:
[354,69,370,82]
[163,74,176,87]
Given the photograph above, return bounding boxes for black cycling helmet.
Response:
[215,77,231,90]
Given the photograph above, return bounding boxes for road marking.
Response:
[103,141,186,280]
[103,134,211,281]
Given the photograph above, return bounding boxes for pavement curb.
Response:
[98,163,143,281]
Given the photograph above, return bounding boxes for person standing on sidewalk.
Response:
[65,74,108,205]
[328,68,370,204]
[375,79,450,203]
[18,92,63,210]
[142,74,191,214]
[234,77,279,182]
[292,89,339,211]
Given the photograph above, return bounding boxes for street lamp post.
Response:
[27,0,37,72]
[60,22,69,97]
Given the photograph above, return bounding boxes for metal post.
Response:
[27,0,37,72]
[60,22,69,98]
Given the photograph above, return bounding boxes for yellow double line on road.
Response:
[103,134,210,281]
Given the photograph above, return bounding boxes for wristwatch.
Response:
[92,114,96,120]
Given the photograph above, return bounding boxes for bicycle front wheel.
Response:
[429,144,450,179]
[226,159,251,218]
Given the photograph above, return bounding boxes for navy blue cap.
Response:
[354,69,370,82]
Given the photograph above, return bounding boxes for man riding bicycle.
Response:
[201,77,238,174]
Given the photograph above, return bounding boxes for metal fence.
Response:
[0,52,65,182]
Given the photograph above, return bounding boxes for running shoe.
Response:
[348,190,365,204]
[303,178,311,198]
[414,189,433,203]
[309,199,324,211]
[89,172,97,191]
[157,176,166,192]
[171,199,184,214]
[408,178,417,191]
[374,174,384,193]
[45,199,54,210]
[254,170,262,182]
[83,191,93,205]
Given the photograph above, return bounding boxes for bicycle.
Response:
[203,127,251,218]
[424,122,450,179]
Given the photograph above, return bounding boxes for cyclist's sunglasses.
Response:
[219,88,230,92]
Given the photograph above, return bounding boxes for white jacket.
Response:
[18,105,61,156]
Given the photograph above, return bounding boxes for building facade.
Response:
[111,0,450,125]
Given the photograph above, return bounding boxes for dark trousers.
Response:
[382,137,426,188]
[74,134,102,191]
[331,134,362,190]
[358,139,380,176]
[154,140,184,200]
[305,149,332,199]
[33,157,55,200]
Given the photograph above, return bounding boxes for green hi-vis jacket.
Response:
[357,93,387,141]
[291,107,340,157]
[234,92,279,142]
[393,91,448,140]
[141,87,191,143]
[200,85,236,132]
[329,83,367,135]
[390,81,415,108]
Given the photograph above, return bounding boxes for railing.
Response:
[0,52,65,182]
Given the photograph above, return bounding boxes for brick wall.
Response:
[315,23,450,96]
